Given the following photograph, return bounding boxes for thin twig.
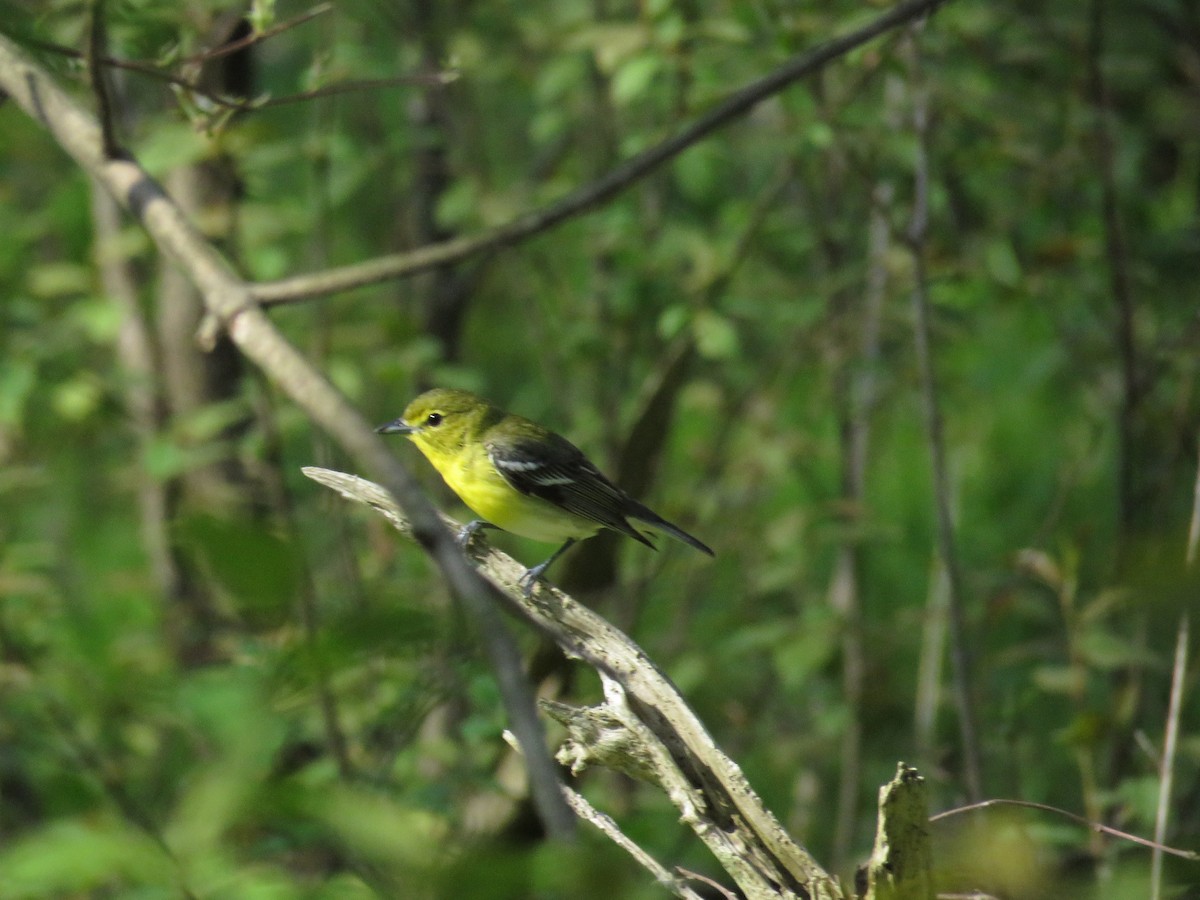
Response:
[675,867,739,900]
[253,0,954,305]
[829,179,893,872]
[930,798,1200,861]
[89,184,193,628]
[915,560,949,766]
[1187,444,1200,565]
[503,731,709,900]
[563,786,703,897]
[1159,444,1200,893]
[219,75,459,111]
[1150,613,1190,899]
[904,20,983,802]
[1086,0,1140,550]
[252,380,355,779]
[180,3,332,64]
[85,0,122,158]
[25,37,451,114]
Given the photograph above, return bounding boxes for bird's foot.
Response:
[457,519,491,550]
[519,562,551,599]
[518,540,574,599]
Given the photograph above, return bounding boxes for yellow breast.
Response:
[430,444,601,544]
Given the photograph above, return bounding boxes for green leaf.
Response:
[143,434,230,480]
[28,262,91,298]
[1076,628,1157,670]
[51,374,103,422]
[313,785,448,869]
[0,819,172,898]
[0,360,36,426]
[1031,665,1082,695]
[692,309,739,359]
[985,239,1021,288]
[657,304,690,341]
[611,53,663,105]
[69,296,125,342]
[1058,712,1106,749]
[137,121,212,173]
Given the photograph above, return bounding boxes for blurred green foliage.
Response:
[1,0,1197,897]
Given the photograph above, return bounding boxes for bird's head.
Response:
[376,388,499,456]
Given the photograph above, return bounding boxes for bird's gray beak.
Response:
[375,418,416,435]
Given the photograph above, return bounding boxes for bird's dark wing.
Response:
[485,430,655,548]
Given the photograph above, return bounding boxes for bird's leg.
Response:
[457,519,495,549]
[519,539,577,598]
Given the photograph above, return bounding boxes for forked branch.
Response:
[304,465,846,900]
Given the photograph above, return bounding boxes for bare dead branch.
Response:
[863,764,933,900]
[302,465,844,900]
[1187,443,1200,565]
[1151,614,1190,899]
[676,868,740,900]
[502,730,711,900]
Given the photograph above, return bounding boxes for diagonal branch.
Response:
[252,0,954,306]
[501,730,710,900]
[0,32,575,840]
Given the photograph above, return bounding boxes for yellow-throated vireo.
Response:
[376,388,714,595]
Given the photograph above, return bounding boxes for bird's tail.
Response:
[626,501,715,557]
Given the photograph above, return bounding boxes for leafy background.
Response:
[0,0,1197,897]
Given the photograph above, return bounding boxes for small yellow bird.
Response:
[376,388,713,595]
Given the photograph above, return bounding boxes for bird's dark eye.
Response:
[425,412,444,427]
